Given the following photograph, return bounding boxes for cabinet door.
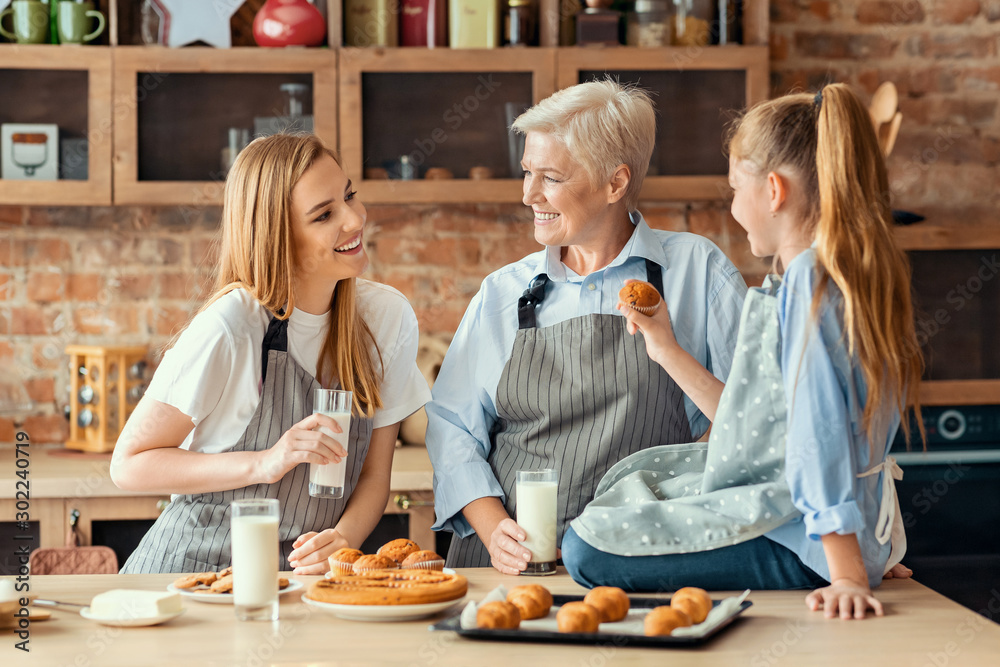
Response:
[0,45,113,205]
[112,47,337,206]
[339,48,557,203]
[557,46,768,201]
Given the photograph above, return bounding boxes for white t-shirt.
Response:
[145,282,431,453]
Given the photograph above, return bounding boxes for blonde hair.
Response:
[728,84,924,449]
[187,134,382,418]
[511,79,655,212]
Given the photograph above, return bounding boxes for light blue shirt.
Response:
[426,212,748,537]
[765,248,901,587]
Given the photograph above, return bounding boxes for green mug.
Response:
[0,0,50,44]
[56,0,105,44]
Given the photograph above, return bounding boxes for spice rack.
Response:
[66,345,148,453]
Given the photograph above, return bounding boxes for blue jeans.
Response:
[562,526,828,592]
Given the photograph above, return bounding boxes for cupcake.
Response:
[400,550,446,571]
[328,548,364,575]
[618,281,661,315]
[377,538,421,566]
[351,554,397,574]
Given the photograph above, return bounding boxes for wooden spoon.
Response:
[880,111,903,157]
[870,82,898,129]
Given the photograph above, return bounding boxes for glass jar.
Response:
[627,0,670,47]
[671,0,710,46]
[506,0,537,47]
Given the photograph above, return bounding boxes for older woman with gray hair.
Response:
[425,80,748,572]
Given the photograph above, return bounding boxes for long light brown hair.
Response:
[728,84,924,449]
[185,134,382,417]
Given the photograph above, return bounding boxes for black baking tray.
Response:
[430,594,752,648]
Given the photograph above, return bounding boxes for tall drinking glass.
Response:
[516,469,558,576]
[231,498,279,621]
[311,389,352,498]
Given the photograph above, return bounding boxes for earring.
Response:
[770,211,777,218]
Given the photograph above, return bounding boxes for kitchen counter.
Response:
[5,570,999,665]
[0,445,436,551]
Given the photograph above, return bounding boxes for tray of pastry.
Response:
[430,585,752,648]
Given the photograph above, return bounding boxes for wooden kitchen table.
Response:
[4,570,1000,666]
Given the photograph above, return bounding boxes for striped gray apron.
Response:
[446,260,693,568]
[121,315,373,573]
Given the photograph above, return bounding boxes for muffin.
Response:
[477,600,521,630]
[618,281,661,315]
[583,586,630,623]
[644,606,692,636]
[351,554,397,574]
[670,586,713,624]
[328,548,364,575]
[507,584,554,620]
[377,538,421,566]
[556,601,601,633]
[401,550,446,571]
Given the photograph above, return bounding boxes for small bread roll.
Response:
[507,584,554,620]
[376,538,420,566]
[670,587,713,624]
[644,606,692,636]
[583,586,630,623]
[477,600,521,629]
[556,601,601,633]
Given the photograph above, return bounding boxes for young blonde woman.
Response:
[112,134,430,575]
[564,84,923,620]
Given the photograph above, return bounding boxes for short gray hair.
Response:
[511,79,656,212]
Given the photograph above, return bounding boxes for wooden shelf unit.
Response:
[0,45,113,205]
[112,46,337,206]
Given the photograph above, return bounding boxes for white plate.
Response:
[80,607,186,627]
[166,579,304,605]
[302,595,465,622]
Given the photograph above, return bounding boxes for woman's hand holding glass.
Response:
[253,413,347,485]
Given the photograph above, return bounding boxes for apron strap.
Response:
[260,315,289,385]
[517,274,550,330]
[645,258,664,298]
[857,456,907,574]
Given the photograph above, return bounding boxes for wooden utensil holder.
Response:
[66,345,148,453]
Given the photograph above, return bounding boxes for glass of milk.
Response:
[310,388,352,498]
[231,498,280,621]
[516,469,558,576]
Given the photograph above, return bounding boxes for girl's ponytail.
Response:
[812,84,924,449]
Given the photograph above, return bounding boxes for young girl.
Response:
[112,134,430,575]
[562,84,923,620]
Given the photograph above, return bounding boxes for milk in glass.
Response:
[311,389,353,499]
[231,499,279,621]
[516,469,558,576]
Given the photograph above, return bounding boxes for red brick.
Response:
[0,205,23,226]
[22,414,69,445]
[136,238,185,265]
[104,306,141,335]
[72,307,105,335]
[32,343,65,371]
[933,0,981,24]
[7,239,72,267]
[67,274,102,301]
[24,377,55,403]
[0,273,11,300]
[0,308,8,334]
[0,340,12,359]
[414,305,464,335]
[480,234,543,269]
[149,306,194,336]
[960,66,1000,92]
[0,418,15,443]
[25,207,90,227]
[688,206,726,245]
[375,271,417,297]
[190,238,220,268]
[77,239,123,269]
[771,0,804,23]
[27,270,65,302]
[10,306,60,335]
[809,1,833,20]
[857,1,926,24]
[908,33,996,58]
[116,274,155,301]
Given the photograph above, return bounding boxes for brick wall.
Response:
[3,1,998,443]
